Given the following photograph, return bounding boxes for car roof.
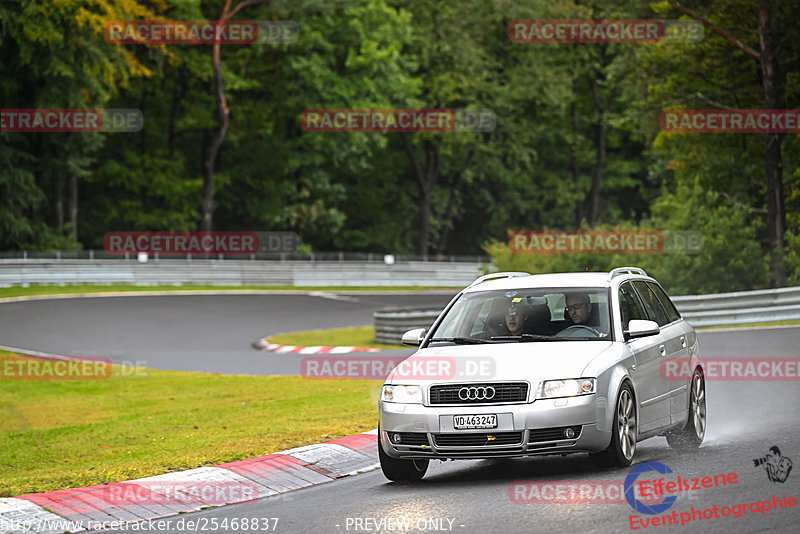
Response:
[463,271,653,293]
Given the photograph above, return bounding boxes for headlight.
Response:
[538,378,595,399]
[381,384,422,404]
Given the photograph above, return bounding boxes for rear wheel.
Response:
[592,382,636,467]
[378,428,429,482]
[666,368,706,449]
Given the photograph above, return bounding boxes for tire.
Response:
[666,368,706,449]
[592,382,637,467]
[378,429,429,482]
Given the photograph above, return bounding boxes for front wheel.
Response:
[592,383,637,467]
[666,368,706,449]
[378,430,429,482]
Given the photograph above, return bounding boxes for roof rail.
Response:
[468,272,531,288]
[607,267,647,281]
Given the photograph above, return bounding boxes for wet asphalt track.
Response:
[1,294,799,534]
[0,292,454,374]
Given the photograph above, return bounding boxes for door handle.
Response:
[680,336,687,348]
[659,344,666,356]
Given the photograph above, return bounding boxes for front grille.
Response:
[529,426,582,442]
[433,432,523,447]
[391,432,429,446]
[429,382,528,405]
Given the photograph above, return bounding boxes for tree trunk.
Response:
[584,72,608,227]
[758,0,786,286]
[403,135,440,257]
[587,116,606,227]
[202,1,233,232]
[667,0,787,286]
[201,0,270,232]
[202,43,230,232]
[419,188,432,258]
[54,173,64,232]
[571,98,582,227]
[68,172,78,240]
[168,74,185,159]
[436,149,474,253]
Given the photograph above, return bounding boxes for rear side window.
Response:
[618,282,648,331]
[632,281,670,326]
[647,282,681,323]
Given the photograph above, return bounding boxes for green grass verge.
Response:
[0,284,457,300]
[268,326,406,350]
[0,351,380,497]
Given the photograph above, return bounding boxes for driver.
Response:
[564,292,607,337]
[565,293,593,325]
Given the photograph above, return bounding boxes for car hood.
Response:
[386,341,615,384]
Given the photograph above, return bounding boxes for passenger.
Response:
[504,303,527,336]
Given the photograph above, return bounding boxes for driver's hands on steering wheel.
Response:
[556,324,604,338]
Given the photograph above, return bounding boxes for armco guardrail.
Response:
[672,286,800,327]
[373,286,800,343]
[374,309,442,344]
[0,259,485,287]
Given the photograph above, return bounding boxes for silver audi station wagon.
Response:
[378,268,706,481]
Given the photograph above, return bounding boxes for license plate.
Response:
[454,414,497,429]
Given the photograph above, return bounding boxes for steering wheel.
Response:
[556,324,602,338]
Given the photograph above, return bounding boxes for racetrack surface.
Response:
[0,292,454,375]
[2,293,799,533]
[90,326,800,534]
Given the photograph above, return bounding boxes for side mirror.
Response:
[625,319,660,340]
[401,328,426,347]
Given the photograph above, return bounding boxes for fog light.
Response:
[392,433,402,444]
[564,427,575,438]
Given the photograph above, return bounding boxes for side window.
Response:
[647,282,681,323]
[469,298,495,336]
[632,281,670,326]
[618,283,648,331]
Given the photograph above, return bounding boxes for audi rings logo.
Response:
[459,386,496,401]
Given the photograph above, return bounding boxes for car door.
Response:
[619,282,669,433]
[647,281,694,425]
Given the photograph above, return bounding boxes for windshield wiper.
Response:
[429,337,496,344]
[490,334,571,342]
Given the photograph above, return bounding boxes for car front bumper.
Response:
[379,394,611,459]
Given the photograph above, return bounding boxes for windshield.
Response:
[430,287,611,343]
